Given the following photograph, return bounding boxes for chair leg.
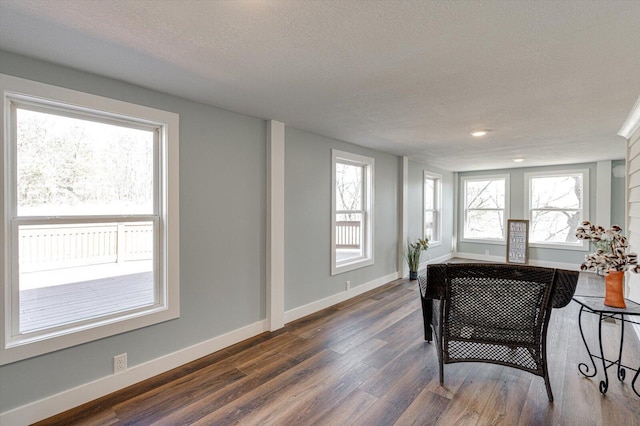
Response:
[543,364,554,402]
[544,379,554,402]
[438,338,444,385]
[421,297,433,342]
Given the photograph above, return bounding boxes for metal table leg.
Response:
[578,305,598,378]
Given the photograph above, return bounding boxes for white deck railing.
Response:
[19,223,153,272]
[336,220,361,248]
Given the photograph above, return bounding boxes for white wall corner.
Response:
[266,120,285,331]
[596,161,612,227]
[399,156,409,277]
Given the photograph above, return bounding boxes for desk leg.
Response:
[578,306,598,378]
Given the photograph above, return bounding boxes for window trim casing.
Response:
[331,149,375,275]
[423,171,442,247]
[524,169,590,251]
[460,174,510,244]
[1,74,180,365]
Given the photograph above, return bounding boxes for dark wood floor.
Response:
[36,271,640,425]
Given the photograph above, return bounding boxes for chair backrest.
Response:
[444,263,556,346]
[421,263,579,309]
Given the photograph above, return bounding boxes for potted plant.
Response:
[575,221,640,308]
[405,237,429,280]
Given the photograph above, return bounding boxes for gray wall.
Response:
[284,128,399,309]
[407,160,455,260]
[456,162,625,265]
[0,51,404,414]
[0,51,270,412]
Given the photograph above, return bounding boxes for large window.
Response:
[331,150,374,275]
[462,175,509,242]
[1,75,179,364]
[526,170,588,248]
[424,172,441,245]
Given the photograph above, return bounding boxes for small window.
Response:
[526,170,589,249]
[424,172,441,244]
[331,150,374,275]
[1,75,179,365]
[462,175,509,242]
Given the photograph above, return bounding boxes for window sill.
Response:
[332,257,374,276]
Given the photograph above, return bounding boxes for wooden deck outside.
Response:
[20,271,154,333]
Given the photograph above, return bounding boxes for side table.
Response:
[573,295,640,397]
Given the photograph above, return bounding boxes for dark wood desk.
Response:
[573,295,640,397]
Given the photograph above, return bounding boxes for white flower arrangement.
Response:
[575,221,640,276]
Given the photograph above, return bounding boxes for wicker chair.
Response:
[418,263,579,402]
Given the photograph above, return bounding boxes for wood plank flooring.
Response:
[36,271,640,425]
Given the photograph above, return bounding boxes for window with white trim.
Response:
[526,170,588,249]
[1,74,179,365]
[424,172,441,244]
[331,150,374,275]
[462,175,509,242]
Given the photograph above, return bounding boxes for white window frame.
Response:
[331,149,374,275]
[424,171,442,246]
[461,174,510,244]
[525,169,589,251]
[1,74,180,365]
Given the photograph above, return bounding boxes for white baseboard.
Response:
[0,320,268,426]
[1,271,400,426]
[424,252,454,266]
[284,271,400,323]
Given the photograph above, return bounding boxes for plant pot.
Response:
[604,270,626,309]
[409,271,418,280]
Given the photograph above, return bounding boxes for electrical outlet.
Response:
[114,353,127,374]
[346,280,351,290]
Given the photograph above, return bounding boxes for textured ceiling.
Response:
[1,0,639,171]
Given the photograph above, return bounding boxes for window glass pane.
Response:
[424,178,435,210]
[531,175,582,209]
[17,108,154,216]
[18,221,154,333]
[335,163,362,211]
[465,179,505,209]
[335,213,363,262]
[531,210,580,244]
[424,211,434,240]
[465,210,504,239]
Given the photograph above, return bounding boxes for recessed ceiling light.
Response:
[471,130,487,137]
[513,158,525,163]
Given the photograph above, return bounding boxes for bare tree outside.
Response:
[17,108,154,216]
[530,175,582,244]
[464,178,506,239]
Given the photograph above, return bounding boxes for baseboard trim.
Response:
[0,320,268,426]
[2,271,401,426]
[284,271,399,323]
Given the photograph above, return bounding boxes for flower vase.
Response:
[409,271,418,280]
[604,270,626,309]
